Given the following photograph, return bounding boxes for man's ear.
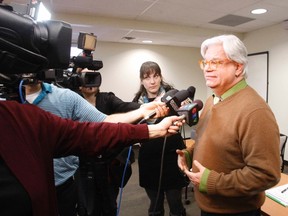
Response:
[235,63,244,77]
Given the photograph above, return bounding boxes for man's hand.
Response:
[183,160,205,187]
[147,115,184,138]
[176,149,190,173]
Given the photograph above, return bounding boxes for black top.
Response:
[132,91,187,190]
[0,157,32,215]
[96,92,140,115]
[77,91,141,213]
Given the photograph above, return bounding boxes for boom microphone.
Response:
[177,99,203,126]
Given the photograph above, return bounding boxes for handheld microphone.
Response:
[165,89,190,115]
[176,99,203,126]
[161,89,179,103]
[138,89,178,124]
[139,89,190,124]
[187,86,196,101]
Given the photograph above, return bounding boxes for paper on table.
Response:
[265,183,288,207]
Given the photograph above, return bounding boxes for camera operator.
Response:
[23,77,171,216]
[77,68,141,216]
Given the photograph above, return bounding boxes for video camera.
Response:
[57,32,103,91]
[0,6,71,74]
[0,5,103,101]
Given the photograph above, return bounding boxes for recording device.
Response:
[70,32,103,71]
[160,89,180,114]
[177,99,203,126]
[138,88,191,124]
[58,32,104,91]
[138,89,178,123]
[161,86,195,116]
[0,5,104,100]
[146,89,189,120]
[39,32,103,86]
[79,71,102,88]
[165,90,190,115]
[187,86,196,101]
[0,7,72,74]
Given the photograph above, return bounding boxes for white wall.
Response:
[243,24,288,135]
[82,24,288,139]
[92,42,206,102]
[88,42,205,138]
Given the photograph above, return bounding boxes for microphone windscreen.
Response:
[174,90,190,104]
[193,99,203,111]
[161,89,178,103]
[187,86,196,101]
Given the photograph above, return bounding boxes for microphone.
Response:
[161,89,178,103]
[176,99,203,126]
[165,89,190,115]
[138,89,189,124]
[187,86,196,101]
[138,89,178,124]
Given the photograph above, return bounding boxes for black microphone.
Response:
[138,89,190,124]
[137,89,178,124]
[164,89,190,115]
[187,86,196,101]
[176,99,203,126]
[161,89,178,103]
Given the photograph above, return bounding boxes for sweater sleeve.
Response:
[0,101,149,159]
[44,111,149,158]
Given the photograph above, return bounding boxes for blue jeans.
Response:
[145,188,186,216]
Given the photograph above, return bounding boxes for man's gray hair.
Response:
[200,34,248,78]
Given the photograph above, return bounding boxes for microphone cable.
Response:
[151,135,167,216]
[151,124,185,216]
[116,145,133,216]
[19,79,25,104]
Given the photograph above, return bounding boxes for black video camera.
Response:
[0,5,72,101]
[0,7,72,74]
[54,32,103,91]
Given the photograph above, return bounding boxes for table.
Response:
[261,173,288,216]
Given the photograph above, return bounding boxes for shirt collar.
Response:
[32,82,52,105]
[213,79,247,102]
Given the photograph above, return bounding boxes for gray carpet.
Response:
[117,146,200,216]
[116,147,288,216]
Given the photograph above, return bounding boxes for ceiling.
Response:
[4,0,288,47]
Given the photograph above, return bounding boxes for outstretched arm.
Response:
[104,101,169,123]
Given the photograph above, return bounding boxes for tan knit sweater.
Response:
[193,86,281,213]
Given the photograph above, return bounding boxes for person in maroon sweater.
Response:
[0,100,184,216]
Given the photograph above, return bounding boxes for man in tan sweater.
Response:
[177,34,280,216]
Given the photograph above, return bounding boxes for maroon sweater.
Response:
[0,101,148,216]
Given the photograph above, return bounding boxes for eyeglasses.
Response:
[199,59,235,70]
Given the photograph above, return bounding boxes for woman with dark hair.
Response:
[133,61,187,216]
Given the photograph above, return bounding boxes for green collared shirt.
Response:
[199,79,248,193]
